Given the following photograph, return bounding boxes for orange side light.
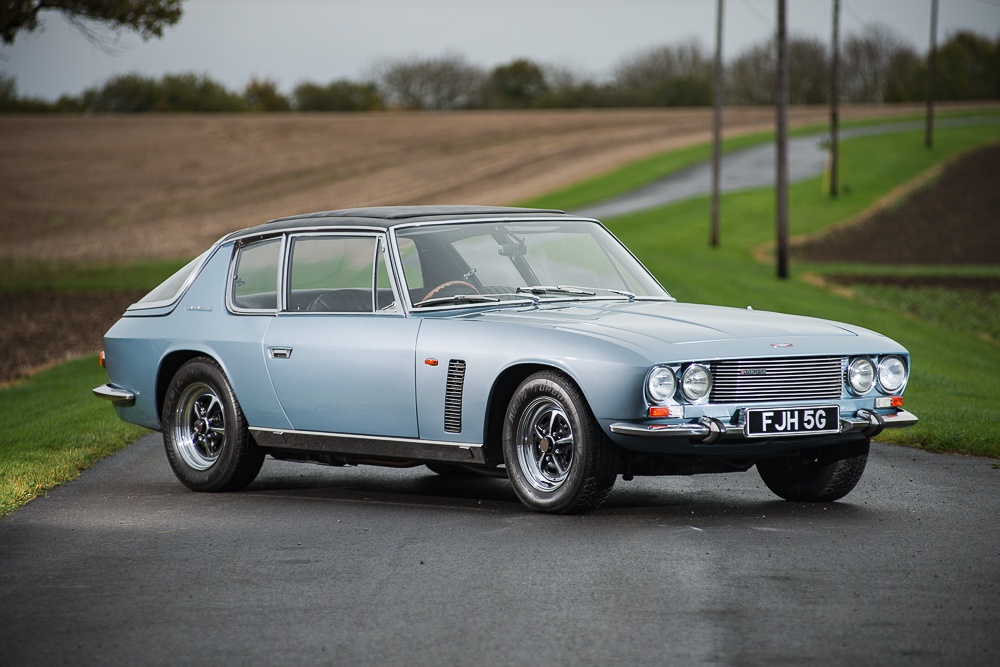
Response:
[99,351,106,368]
[425,359,439,366]
[648,406,671,418]
[891,396,904,407]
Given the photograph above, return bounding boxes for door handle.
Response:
[268,347,293,359]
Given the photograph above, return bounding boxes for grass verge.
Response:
[0,356,148,516]
[527,123,1000,457]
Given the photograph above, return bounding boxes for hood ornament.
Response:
[770,343,793,348]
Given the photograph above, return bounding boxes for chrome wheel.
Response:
[516,397,575,492]
[173,382,226,471]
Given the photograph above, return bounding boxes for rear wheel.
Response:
[503,371,618,514]
[162,357,264,492]
[756,439,870,502]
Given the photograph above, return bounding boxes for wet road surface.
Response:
[2,433,998,666]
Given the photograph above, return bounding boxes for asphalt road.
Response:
[571,116,1000,219]
[2,432,998,666]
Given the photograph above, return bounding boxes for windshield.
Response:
[394,220,670,308]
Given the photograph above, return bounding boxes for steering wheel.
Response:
[418,280,480,304]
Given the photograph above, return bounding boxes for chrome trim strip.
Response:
[879,409,918,429]
[92,384,136,406]
[249,426,482,448]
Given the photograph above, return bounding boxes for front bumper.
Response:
[610,408,917,442]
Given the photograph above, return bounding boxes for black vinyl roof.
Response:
[231,205,568,240]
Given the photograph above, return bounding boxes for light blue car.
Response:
[94,206,917,513]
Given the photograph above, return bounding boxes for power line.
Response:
[843,1,877,32]
[738,0,773,27]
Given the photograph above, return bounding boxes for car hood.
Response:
[447,299,900,359]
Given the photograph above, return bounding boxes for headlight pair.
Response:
[847,355,907,395]
[646,364,712,404]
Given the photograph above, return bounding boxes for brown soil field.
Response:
[1,104,938,265]
[796,141,1000,266]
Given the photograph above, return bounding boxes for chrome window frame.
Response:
[279,231,403,317]
[128,246,217,312]
[226,235,287,316]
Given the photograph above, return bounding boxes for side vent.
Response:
[444,360,466,433]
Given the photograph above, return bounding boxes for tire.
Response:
[162,357,265,492]
[756,438,870,502]
[502,371,618,514]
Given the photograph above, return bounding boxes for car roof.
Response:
[228,205,571,240]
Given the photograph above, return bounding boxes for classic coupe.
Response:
[95,206,917,513]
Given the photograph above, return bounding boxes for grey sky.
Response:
[3,0,999,100]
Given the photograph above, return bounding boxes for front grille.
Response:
[444,360,466,433]
[710,356,844,404]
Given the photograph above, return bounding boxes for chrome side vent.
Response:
[444,360,466,433]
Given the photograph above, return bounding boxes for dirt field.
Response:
[796,142,1000,266]
[1,104,938,265]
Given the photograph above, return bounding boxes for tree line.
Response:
[3,24,998,114]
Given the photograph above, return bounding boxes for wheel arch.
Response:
[156,349,220,423]
[482,362,592,466]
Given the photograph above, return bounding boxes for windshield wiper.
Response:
[414,295,500,308]
[517,285,596,297]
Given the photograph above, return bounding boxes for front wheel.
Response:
[502,371,618,514]
[162,357,264,492]
[756,439,870,502]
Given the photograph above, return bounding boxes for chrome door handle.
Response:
[268,347,293,359]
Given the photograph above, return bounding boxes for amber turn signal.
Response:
[648,406,683,418]
[99,351,106,368]
[425,359,439,366]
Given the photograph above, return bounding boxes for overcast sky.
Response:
[3,0,1000,100]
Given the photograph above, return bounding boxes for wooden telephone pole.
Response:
[926,0,939,148]
[776,0,789,279]
[829,0,840,197]
[710,0,724,247]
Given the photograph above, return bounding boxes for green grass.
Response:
[0,258,190,293]
[518,106,1000,212]
[527,123,1000,457]
[0,357,148,516]
[847,285,1000,342]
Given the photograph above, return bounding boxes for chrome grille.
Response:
[710,356,845,404]
[444,360,466,433]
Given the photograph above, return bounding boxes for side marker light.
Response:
[99,351,106,368]
[649,406,683,418]
[425,359,439,366]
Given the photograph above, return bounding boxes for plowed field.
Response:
[1,105,930,264]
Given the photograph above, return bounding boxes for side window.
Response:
[232,238,281,310]
[375,240,398,312]
[287,236,376,313]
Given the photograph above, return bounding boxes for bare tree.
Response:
[614,38,713,106]
[375,54,485,110]
[727,36,828,105]
[726,39,775,105]
[842,23,908,103]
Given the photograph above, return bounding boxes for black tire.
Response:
[756,439,870,502]
[502,371,618,514]
[161,357,265,492]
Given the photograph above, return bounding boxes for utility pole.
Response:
[829,0,840,197]
[925,0,939,148]
[776,0,789,279]
[711,0,724,247]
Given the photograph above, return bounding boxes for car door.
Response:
[262,232,420,437]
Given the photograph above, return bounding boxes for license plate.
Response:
[745,406,840,437]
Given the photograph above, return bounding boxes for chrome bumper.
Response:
[610,408,918,441]
[92,384,135,406]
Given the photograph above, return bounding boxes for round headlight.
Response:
[848,357,875,394]
[646,366,677,404]
[681,364,713,402]
[878,356,906,393]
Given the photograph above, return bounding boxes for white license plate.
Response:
[745,406,840,437]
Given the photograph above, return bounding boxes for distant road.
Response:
[572,116,1000,219]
